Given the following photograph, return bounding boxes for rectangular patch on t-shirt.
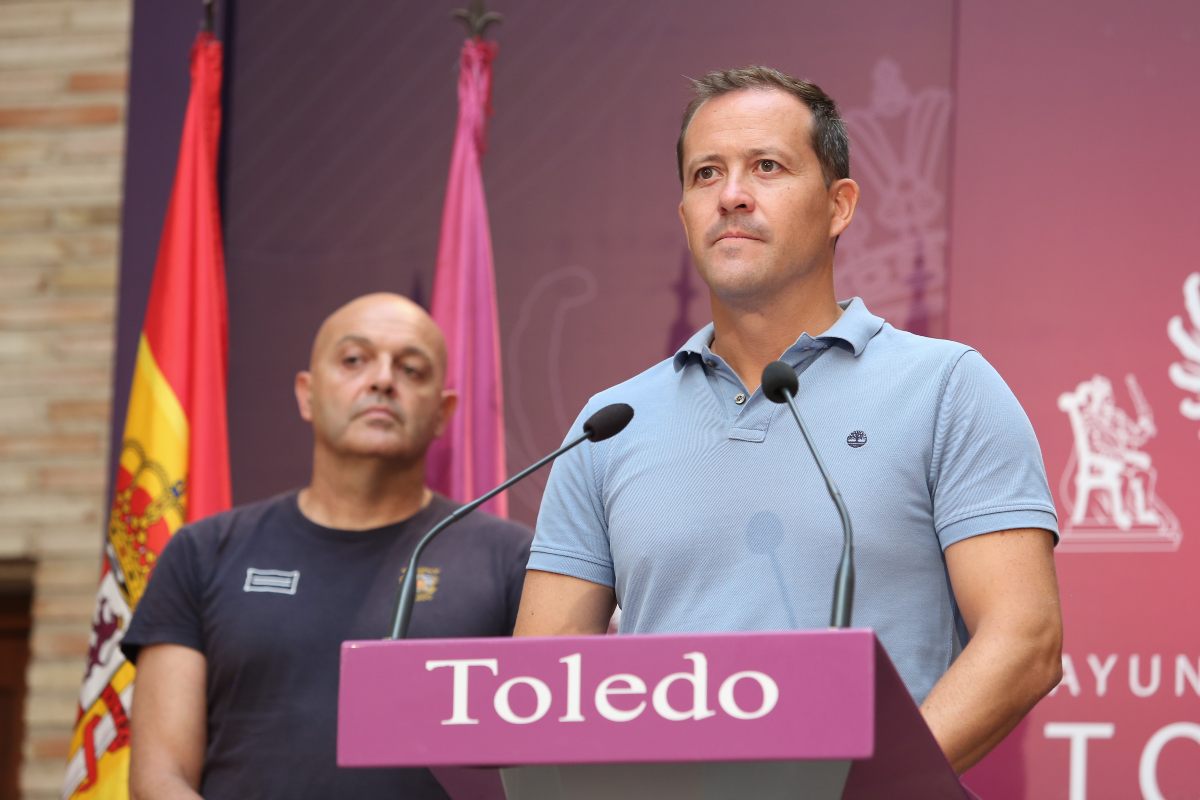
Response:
[243,568,300,595]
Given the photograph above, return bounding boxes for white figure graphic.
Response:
[1167,272,1200,431]
[1057,375,1180,552]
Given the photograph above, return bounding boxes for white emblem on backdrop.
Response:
[505,266,600,519]
[838,59,952,335]
[1056,374,1181,552]
[1166,272,1200,431]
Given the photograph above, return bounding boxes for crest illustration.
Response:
[109,439,186,601]
[1056,374,1181,551]
[1167,271,1200,432]
[838,59,952,336]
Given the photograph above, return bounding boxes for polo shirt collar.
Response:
[817,297,886,356]
[672,297,885,370]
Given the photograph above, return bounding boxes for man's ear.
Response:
[295,371,313,422]
[434,389,459,437]
[829,178,860,240]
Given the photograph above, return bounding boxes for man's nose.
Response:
[369,359,397,395]
[719,172,754,214]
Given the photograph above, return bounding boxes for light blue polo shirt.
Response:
[529,298,1058,703]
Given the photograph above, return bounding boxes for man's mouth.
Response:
[357,405,402,422]
[713,230,762,244]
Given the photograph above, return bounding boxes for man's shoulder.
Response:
[428,495,532,546]
[869,323,976,365]
[576,355,681,420]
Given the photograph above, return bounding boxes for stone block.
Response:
[0,103,121,128]
[0,432,103,458]
[47,399,110,424]
[34,557,102,591]
[32,463,107,495]
[0,162,121,198]
[0,36,128,69]
[0,297,114,330]
[20,757,69,800]
[0,4,70,35]
[0,364,112,397]
[66,71,127,93]
[28,730,71,760]
[0,68,64,97]
[0,207,52,230]
[0,393,49,424]
[29,622,89,660]
[0,461,34,491]
[47,264,119,293]
[62,232,118,259]
[0,234,63,262]
[53,328,117,360]
[33,590,97,622]
[25,659,87,695]
[23,685,78,728]
[69,3,132,33]
[56,130,126,162]
[29,526,110,557]
[0,265,48,295]
[53,204,119,229]
[0,494,99,525]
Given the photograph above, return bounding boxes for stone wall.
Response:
[0,2,131,796]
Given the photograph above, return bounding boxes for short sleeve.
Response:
[931,350,1060,549]
[527,405,617,587]
[120,527,207,663]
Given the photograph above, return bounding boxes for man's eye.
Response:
[696,166,716,181]
[342,355,362,366]
[759,159,778,173]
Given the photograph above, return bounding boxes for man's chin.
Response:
[697,260,767,291]
[330,435,425,464]
[707,276,778,309]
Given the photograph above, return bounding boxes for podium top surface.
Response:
[338,629,882,768]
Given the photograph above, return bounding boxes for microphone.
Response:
[761,361,855,629]
[388,402,635,639]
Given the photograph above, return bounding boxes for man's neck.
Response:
[299,451,432,531]
[709,280,841,395]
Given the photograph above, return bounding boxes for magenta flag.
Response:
[427,37,508,517]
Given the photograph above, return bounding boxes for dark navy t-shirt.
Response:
[122,492,532,799]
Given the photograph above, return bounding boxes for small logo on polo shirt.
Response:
[243,568,300,595]
[846,430,867,448]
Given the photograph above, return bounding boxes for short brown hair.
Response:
[676,66,849,186]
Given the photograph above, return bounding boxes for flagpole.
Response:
[426,0,510,516]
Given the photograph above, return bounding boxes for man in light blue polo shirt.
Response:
[515,66,1063,774]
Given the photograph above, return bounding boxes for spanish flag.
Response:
[63,32,230,798]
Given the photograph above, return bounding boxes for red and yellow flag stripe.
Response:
[64,32,229,799]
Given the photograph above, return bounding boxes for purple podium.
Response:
[338,629,972,799]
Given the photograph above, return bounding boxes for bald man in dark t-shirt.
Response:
[123,294,531,799]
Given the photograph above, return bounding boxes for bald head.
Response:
[309,293,447,379]
[296,292,457,467]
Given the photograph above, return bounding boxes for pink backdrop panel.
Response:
[951,3,1200,798]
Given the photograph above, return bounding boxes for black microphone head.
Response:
[761,361,799,404]
[582,403,634,442]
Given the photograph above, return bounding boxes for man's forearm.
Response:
[919,625,1062,773]
[130,772,203,800]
